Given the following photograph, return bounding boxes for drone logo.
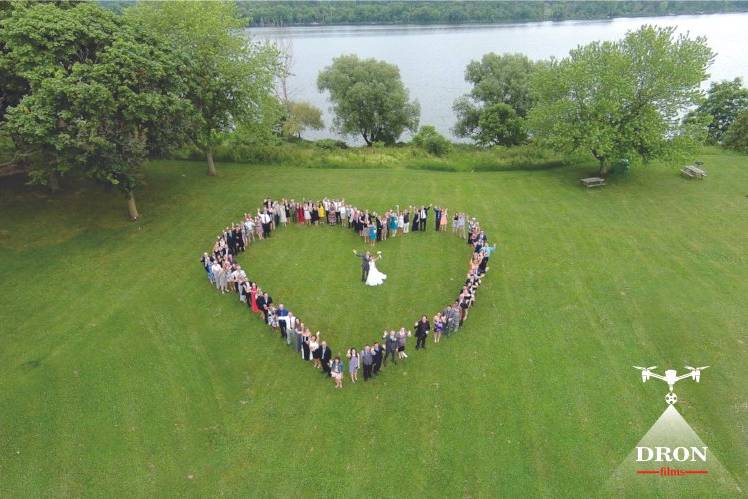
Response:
[632,365,709,405]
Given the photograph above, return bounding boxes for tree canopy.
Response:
[723,109,748,153]
[1,2,194,218]
[125,0,280,176]
[282,101,324,139]
[528,25,714,175]
[687,78,748,144]
[453,53,536,146]
[317,55,419,145]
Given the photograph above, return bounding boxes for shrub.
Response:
[315,139,349,150]
[412,125,452,156]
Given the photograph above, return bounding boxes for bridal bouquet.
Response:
[377,251,382,258]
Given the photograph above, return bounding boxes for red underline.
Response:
[637,468,708,476]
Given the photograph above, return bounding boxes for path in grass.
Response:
[0,149,746,497]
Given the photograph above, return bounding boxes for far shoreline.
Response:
[247,10,748,30]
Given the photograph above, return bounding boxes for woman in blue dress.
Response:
[388,213,398,237]
[368,223,377,246]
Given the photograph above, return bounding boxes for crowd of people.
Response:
[200,197,495,388]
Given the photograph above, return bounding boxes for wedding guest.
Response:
[201,252,211,275]
[303,203,311,225]
[259,209,272,238]
[218,262,230,294]
[277,303,289,340]
[279,201,288,227]
[433,313,445,343]
[478,243,496,274]
[320,341,332,376]
[295,321,304,353]
[347,348,360,383]
[440,207,448,232]
[249,283,260,314]
[331,356,344,388]
[388,212,398,239]
[209,260,221,287]
[255,291,267,322]
[418,205,430,231]
[301,328,312,361]
[254,215,264,240]
[310,334,321,368]
[286,312,296,347]
[383,331,398,366]
[372,342,383,375]
[361,345,374,381]
[267,305,278,331]
[415,315,430,349]
[445,302,461,335]
[397,328,410,359]
[434,206,441,231]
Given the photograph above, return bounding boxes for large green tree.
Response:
[528,25,714,176]
[452,53,537,146]
[317,55,419,145]
[125,0,280,176]
[723,109,748,153]
[687,78,748,144]
[1,2,194,217]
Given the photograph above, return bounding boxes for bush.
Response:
[315,139,349,150]
[412,125,452,156]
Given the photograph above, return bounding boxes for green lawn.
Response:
[1,149,746,497]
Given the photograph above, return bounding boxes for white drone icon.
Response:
[633,365,709,405]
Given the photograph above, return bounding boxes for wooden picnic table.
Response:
[681,164,707,179]
[580,176,607,188]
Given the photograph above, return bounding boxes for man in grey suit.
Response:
[353,250,370,282]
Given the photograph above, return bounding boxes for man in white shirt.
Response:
[259,210,272,238]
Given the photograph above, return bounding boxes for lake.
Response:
[250,13,748,142]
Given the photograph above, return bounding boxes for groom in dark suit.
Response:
[353,250,370,282]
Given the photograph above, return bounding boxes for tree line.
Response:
[239,1,748,27]
[2,1,747,220]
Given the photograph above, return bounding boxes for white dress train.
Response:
[365,260,387,286]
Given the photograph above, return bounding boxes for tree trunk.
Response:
[207,149,217,176]
[47,171,60,193]
[127,192,139,221]
[598,160,609,177]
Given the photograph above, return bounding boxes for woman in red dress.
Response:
[250,283,260,313]
[297,203,305,224]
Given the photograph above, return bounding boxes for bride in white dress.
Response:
[365,254,387,286]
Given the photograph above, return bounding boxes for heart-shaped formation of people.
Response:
[199,198,495,388]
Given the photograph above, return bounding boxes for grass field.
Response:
[1,148,746,497]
